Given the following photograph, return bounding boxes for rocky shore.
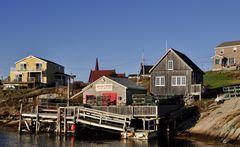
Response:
[188,98,240,144]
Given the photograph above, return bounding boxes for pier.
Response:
[18,101,191,140]
[18,104,164,139]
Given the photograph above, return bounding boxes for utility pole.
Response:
[67,74,76,107]
[142,49,145,76]
[67,77,70,107]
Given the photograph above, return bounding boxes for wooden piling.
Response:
[64,108,67,135]
[18,103,23,134]
[56,107,61,135]
[35,105,39,133]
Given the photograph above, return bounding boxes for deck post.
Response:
[64,108,67,135]
[99,113,103,124]
[56,107,61,135]
[156,106,159,131]
[18,103,23,134]
[35,105,39,133]
[143,118,146,130]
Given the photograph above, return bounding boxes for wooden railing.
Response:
[92,106,158,117]
[191,84,201,94]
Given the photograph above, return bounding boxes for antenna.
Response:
[166,40,168,52]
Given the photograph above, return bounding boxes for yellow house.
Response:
[4,55,68,88]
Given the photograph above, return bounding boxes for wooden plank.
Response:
[79,113,130,125]
[76,119,124,132]
[24,120,30,132]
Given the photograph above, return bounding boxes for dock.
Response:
[18,104,162,139]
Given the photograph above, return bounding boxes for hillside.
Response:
[204,71,240,89]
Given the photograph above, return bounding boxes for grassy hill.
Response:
[204,71,240,89]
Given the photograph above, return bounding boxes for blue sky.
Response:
[1,0,240,82]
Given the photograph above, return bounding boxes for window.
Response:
[228,58,235,65]
[36,63,42,70]
[20,63,27,70]
[215,59,220,65]
[155,76,165,87]
[220,48,224,54]
[168,60,173,70]
[233,47,237,52]
[172,76,186,86]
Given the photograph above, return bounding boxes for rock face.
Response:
[189,98,240,143]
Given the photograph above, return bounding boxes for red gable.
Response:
[88,58,126,83]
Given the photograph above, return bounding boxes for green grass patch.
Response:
[204,71,240,89]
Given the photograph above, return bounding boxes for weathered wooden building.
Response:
[82,76,147,106]
[149,48,204,98]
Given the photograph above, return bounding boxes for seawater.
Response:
[0,128,235,147]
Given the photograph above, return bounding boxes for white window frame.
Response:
[155,76,165,87]
[36,63,43,70]
[171,76,186,86]
[228,58,235,65]
[168,60,173,70]
[20,63,27,70]
[215,59,220,65]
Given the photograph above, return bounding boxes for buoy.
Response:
[71,123,76,132]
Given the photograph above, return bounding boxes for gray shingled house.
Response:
[149,48,204,99]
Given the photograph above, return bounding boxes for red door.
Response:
[102,93,117,105]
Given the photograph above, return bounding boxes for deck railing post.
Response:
[64,108,67,135]
[156,106,159,131]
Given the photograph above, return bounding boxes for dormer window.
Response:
[168,60,173,70]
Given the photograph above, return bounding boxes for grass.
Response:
[204,71,240,89]
[0,89,34,100]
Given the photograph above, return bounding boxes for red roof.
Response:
[88,70,116,83]
[88,58,126,83]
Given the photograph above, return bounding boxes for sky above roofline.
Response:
[1,0,240,82]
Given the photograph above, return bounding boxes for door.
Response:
[102,92,117,105]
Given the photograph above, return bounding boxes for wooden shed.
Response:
[149,48,204,98]
[82,76,147,106]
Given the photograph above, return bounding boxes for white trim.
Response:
[211,54,223,59]
[15,55,47,64]
[171,76,186,86]
[155,76,165,87]
[81,76,127,92]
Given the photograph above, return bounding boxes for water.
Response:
[0,128,236,147]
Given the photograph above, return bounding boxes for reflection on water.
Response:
[0,128,236,147]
